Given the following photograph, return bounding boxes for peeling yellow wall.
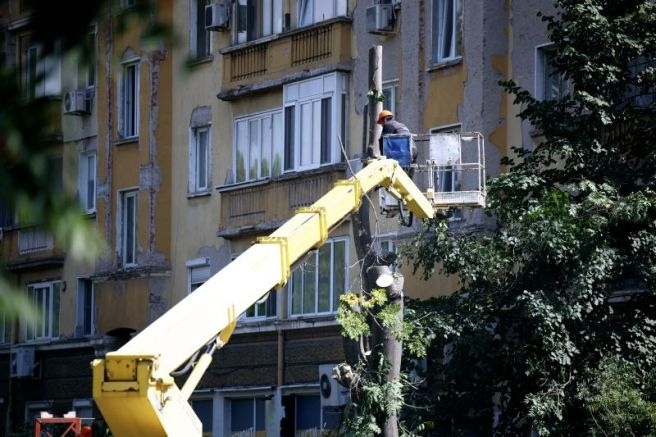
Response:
[423,64,466,129]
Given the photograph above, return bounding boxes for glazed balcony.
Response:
[219,18,352,100]
[217,166,348,237]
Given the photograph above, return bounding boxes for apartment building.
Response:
[0,0,174,433]
[0,0,556,435]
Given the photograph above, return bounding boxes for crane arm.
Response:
[92,158,434,437]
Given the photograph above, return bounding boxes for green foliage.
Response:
[578,356,656,436]
[340,357,406,437]
[337,288,391,340]
[404,0,656,434]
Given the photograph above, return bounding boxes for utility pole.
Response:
[368,45,383,158]
[349,44,403,437]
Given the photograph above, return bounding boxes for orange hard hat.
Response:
[377,109,393,124]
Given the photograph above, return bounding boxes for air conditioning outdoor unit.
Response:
[10,347,35,378]
[63,90,89,115]
[205,2,229,31]
[366,4,395,34]
[318,364,348,407]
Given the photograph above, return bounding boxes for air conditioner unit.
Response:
[63,90,89,115]
[366,4,395,34]
[205,2,229,31]
[318,364,348,407]
[10,347,35,378]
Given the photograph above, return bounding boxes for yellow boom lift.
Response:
[92,132,486,436]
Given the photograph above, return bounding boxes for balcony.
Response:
[0,226,64,270]
[219,18,353,100]
[217,166,348,237]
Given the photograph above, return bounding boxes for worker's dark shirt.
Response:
[382,119,410,135]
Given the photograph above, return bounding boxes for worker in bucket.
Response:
[376,110,417,171]
[377,109,410,136]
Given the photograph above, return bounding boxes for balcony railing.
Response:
[0,226,63,269]
[230,44,268,81]
[291,25,332,66]
[221,18,352,97]
[218,168,347,236]
[18,227,53,254]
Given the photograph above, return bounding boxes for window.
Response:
[432,0,460,63]
[382,81,398,115]
[190,126,211,193]
[0,195,15,228]
[627,57,656,108]
[289,238,347,316]
[26,281,61,341]
[76,279,95,337]
[25,43,61,100]
[192,0,211,58]
[297,0,347,27]
[0,311,8,344]
[280,394,323,435]
[228,397,265,435]
[375,237,399,272]
[236,0,283,44]
[187,258,211,293]
[190,397,214,435]
[234,109,283,183]
[536,44,568,101]
[120,60,139,138]
[78,152,96,213]
[85,30,97,88]
[119,189,138,266]
[245,290,277,319]
[283,72,347,172]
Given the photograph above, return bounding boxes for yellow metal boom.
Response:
[92,158,434,436]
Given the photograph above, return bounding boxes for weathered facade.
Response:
[0,0,557,435]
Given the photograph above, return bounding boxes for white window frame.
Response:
[26,281,60,341]
[118,189,138,267]
[225,396,267,435]
[283,72,347,173]
[297,0,347,27]
[25,42,61,100]
[190,125,211,193]
[75,278,95,337]
[233,109,284,184]
[78,151,96,214]
[191,0,212,58]
[535,43,568,101]
[289,238,348,317]
[119,59,139,139]
[432,0,460,64]
[187,257,211,293]
[244,289,277,320]
[236,0,284,44]
[382,80,398,116]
